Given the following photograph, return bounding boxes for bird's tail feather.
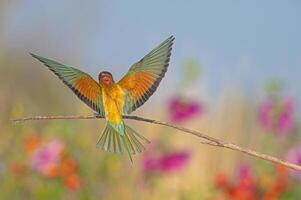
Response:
[96,123,150,162]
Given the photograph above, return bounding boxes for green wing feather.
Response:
[31,53,104,116]
[118,36,174,114]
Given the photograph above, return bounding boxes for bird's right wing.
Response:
[31,53,105,116]
[118,36,174,114]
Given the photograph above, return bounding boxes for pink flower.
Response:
[143,151,190,174]
[160,152,190,172]
[286,146,301,179]
[238,164,252,180]
[31,140,64,176]
[168,96,204,123]
[143,157,160,173]
[259,99,274,130]
[278,99,295,134]
[237,164,256,191]
[258,98,295,135]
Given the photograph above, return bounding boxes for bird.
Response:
[30,36,174,162]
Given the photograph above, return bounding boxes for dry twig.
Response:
[11,115,301,171]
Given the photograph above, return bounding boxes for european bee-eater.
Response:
[31,36,174,162]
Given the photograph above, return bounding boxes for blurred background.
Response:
[1,1,301,199]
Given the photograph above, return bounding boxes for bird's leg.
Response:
[93,113,103,118]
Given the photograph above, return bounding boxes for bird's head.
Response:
[98,71,115,86]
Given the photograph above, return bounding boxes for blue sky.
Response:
[3,0,301,101]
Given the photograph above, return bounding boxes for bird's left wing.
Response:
[118,36,174,114]
[31,53,104,116]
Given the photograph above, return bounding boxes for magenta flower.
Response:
[258,98,295,135]
[259,99,274,130]
[238,164,252,180]
[30,140,64,176]
[143,151,190,174]
[144,157,160,173]
[278,98,295,134]
[286,146,301,179]
[160,152,190,172]
[237,164,256,191]
[168,96,204,123]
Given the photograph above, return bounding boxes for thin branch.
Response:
[11,115,301,171]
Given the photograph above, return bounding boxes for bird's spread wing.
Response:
[31,53,104,116]
[118,36,174,114]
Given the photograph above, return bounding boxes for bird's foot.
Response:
[93,113,102,118]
